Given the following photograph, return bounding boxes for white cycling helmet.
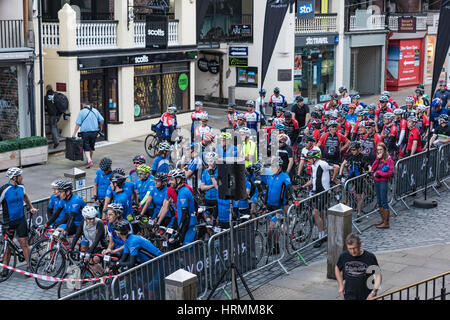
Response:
[6,167,23,179]
[239,127,252,135]
[82,206,98,219]
[198,112,209,121]
[205,152,218,162]
[417,104,428,113]
[158,141,173,151]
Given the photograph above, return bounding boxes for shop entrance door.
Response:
[80,68,118,141]
[301,52,321,105]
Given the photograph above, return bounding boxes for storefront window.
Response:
[0,66,19,141]
[134,63,190,120]
[426,35,436,81]
[236,67,258,87]
[294,46,335,105]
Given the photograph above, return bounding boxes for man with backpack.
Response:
[44,85,69,148]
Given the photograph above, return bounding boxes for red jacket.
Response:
[371,156,394,183]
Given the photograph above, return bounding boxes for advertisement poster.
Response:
[238,68,248,82]
[247,70,256,83]
[398,40,421,86]
[294,54,302,76]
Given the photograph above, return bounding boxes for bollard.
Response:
[326,203,353,280]
[165,268,198,300]
[65,167,87,199]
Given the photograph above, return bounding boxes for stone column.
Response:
[115,0,134,48]
[165,268,198,300]
[327,203,353,280]
[174,0,196,46]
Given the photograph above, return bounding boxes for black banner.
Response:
[261,0,290,89]
[431,0,450,98]
[146,15,169,49]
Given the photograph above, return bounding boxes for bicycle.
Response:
[144,127,183,159]
[286,200,314,254]
[28,225,55,272]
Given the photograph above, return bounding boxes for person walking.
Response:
[369,142,394,229]
[72,100,104,169]
[44,85,61,149]
[335,233,382,300]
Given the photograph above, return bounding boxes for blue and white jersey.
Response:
[123,234,163,263]
[0,183,25,222]
[152,156,170,174]
[243,111,260,132]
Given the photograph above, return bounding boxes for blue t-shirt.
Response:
[106,181,135,207]
[48,194,59,210]
[430,108,450,127]
[128,170,139,184]
[123,234,163,264]
[134,177,155,204]
[75,106,104,132]
[201,167,219,200]
[152,156,170,174]
[267,172,291,207]
[94,169,113,200]
[0,183,25,222]
[150,186,168,218]
[61,194,86,227]
[176,186,196,227]
[112,191,133,221]
[216,144,238,158]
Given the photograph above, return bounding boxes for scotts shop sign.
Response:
[132,55,149,64]
[146,15,168,49]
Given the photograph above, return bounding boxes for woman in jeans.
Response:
[369,142,394,229]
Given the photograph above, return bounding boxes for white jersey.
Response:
[311,159,334,193]
[255,97,266,117]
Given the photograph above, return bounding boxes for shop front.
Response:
[294,34,337,104]
[386,32,426,91]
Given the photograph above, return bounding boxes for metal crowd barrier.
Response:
[342,173,396,234]
[286,184,342,257]
[437,143,450,190]
[206,209,288,298]
[393,148,439,209]
[110,240,208,300]
[59,283,110,301]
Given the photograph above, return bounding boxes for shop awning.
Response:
[390,31,427,40]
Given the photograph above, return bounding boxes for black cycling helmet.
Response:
[154,172,168,183]
[227,102,236,108]
[57,180,73,191]
[350,141,361,149]
[274,87,280,94]
[330,93,339,100]
[438,114,449,123]
[295,95,304,102]
[133,155,146,164]
[303,135,315,143]
[338,86,347,92]
[284,111,292,118]
[113,220,131,236]
[417,83,425,90]
[99,157,112,171]
[311,111,320,119]
[112,168,126,176]
[110,173,126,187]
[365,119,375,127]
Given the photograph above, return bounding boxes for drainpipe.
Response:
[37,0,44,137]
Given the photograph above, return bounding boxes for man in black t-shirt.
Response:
[276,134,294,177]
[291,95,310,128]
[44,85,61,149]
[335,233,381,300]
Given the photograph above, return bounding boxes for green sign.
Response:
[178,73,189,91]
[229,56,248,67]
[134,104,141,117]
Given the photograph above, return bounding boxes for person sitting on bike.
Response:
[271,106,286,126]
[103,203,132,257]
[0,167,38,275]
[338,141,369,221]
[232,113,247,131]
[337,110,352,139]
[239,127,258,167]
[109,173,133,221]
[429,114,450,148]
[297,135,321,178]
[216,131,238,159]
[160,104,178,141]
[134,164,155,216]
[47,179,64,221]
[103,168,136,218]
[416,105,430,143]
[382,91,399,109]
[93,157,113,213]
[353,120,366,142]
[351,111,367,141]
[52,180,86,236]
[317,120,350,166]
[394,108,408,158]
[184,142,203,193]
[167,169,197,247]
[152,141,172,176]
[301,149,335,248]
[141,173,173,226]
[406,116,423,156]
[191,101,207,139]
[360,120,382,164]
[380,112,398,160]
[200,152,219,222]
[276,134,294,177]
[375,96,394,133]
[127,155,146,183]
[345,104,358,131]
[324,94,339,116]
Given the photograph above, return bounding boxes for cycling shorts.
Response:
[6,217,28,238]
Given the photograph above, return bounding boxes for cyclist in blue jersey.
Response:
[243,100,261,133]
[109,173,133,221]
[53,180,86,236]
[269,87,287,117]
[93,157,113,211]
[152,142,172,175]
[127,155,146,183]
[134,164,155,215]
[0,168,38,275]
[140,173,173,226]
[184,143,203,194]
[246,163,263,217]
[47,179,64,221]
[216,131,238,159]
[167,169,197,247]
[216,198,241,229]
[103,168,136,218]
[200,152,219,221]
[103,204,133,257]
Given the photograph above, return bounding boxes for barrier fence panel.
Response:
[394,149,439,208]
[59,282,110,300]
[110,240,207,300]
[437,143,450,190]
[286,184,342,256]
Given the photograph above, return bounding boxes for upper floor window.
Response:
[42,0,113,22]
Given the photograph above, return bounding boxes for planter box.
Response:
[20,145,48,166]
[0,151,20,170]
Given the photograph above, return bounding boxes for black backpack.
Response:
[53,92,69,115]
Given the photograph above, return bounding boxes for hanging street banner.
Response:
[296,0,315,19]
[431,0,450,98]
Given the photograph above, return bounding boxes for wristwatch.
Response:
[371,290,377,296]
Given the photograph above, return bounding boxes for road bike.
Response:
[144,127,183,159]
[0,223,31,283]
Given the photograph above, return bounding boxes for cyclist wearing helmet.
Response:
[382,91,399,109]
[283,111,300,147]
[52,180,86,235]
[152,142,172,175]
[0,168,38,274]
[200,152,219,220]
[160,104,178,140]
[184,143,203,192]
[429,114,450,148]
[366,104,376,120]
[269,87,287,117]
[338,86,351,107]
[266,157,293,213]
[168,169,197,246]
[297,135,321,177]
[94,157,113,210]
[430,98,450,132]
[337,110,352,139]
[317,120,350,165]
[109,173,133,221]
[227,103,239,128]
[243,100,260,132]
[47,179,64,221]
[103,168,136,217]
[414,88,429,107]
[324,94,339,114]
[345,104,358,130]
[239,127,258,167]
[128,155,146,183]
[353,120,366,142]
[291,95,310,128]
[401,96,416,113]
[415,105,430,141]
[380,112,398,159]
[433,80,449,108]
[406,117,423,156]
[103,204,132,256]
[272,106,285,125]
[276,134,294,177]
[232,113,247,131]
[255,88,267,124]
[375,96,394,133]
[301,149,335,248]
[194,112,212,141]
[191,101,207,139]
[360,120,382,164]
[351,94,367,109]
[393,109,408,158]
[135,164,155,211]
[141,173,172,223]
[217,131,238,158]
[352,111,368,140]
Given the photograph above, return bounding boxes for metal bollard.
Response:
[165,268,198,300]
[64,167,87,199]
[326,203,353,280]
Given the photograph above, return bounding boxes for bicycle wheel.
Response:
[57,266,97,299]
[145,134,159,158]
[289,212,314,253]
[29,238,51,272]
[28,226,41,246]
[35,248,66,290]
[254,229,265,266]
[0,241,17,283]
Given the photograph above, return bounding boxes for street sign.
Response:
[229,47,248,57]
[229,56,248,67]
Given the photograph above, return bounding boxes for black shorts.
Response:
[81,131,97,152]
[7,217,28,238]
[312,191,328,212]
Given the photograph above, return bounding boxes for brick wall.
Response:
[0,66,19,141]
